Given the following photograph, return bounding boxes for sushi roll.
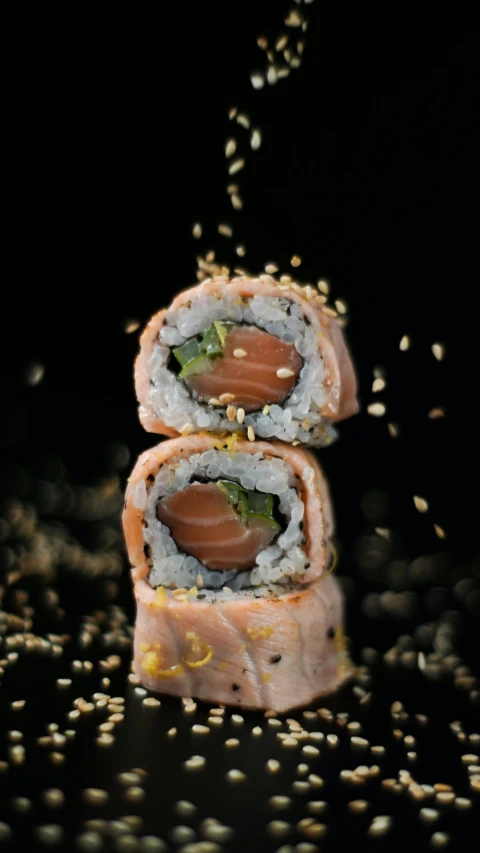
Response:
[135,274,358,448]
[123,434,349,711]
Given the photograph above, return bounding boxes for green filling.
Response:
[173,321,234,378]
[217,480,280,530]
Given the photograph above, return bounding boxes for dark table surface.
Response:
[2,2,480,851]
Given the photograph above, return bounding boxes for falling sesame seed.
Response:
[265,263,279,274]
[368,402,386,417]
[308,774,324,788]
[250,129,262,150]
[252,726,263,737]
[267,66,278,85]
[236,113,250,129]
[335,299,347,314]
[388,421,400,437]
[228,159,245,176]
[327,734,339,747]
[454,797,472,809]
[42,789,65,809]
[225,738,239,748]
[83,789,109,806]
[10,700,25,711]
[34,825,64,846]
[432,343,445,361]
[292,781,311,794]
[96,734,115,747]
[368,816,393,837]
[250,72,265,90]
[277,368,295,378]
[207,716,223,727]
[226,769,246,783]
[290,255,302,267]
[124,787,145,803]
[429,408,446,419]
[399,335,411,351]
[124,319,140,335]
[225,139,236,158]
[413,495,429,513]
[285,9,302,26]
[269,796,292,811]
[434,524,446,539]
[247,426,255,442]
[430,832,450,849]
[420,808,440,823]
[348,800,369,814]
[184,755,206,771]
[302,745,320,757]
[372,378,386,393]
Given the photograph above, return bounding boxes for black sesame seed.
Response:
[271,654,282,664]
[197,594,206,599]
[232,684,240,691]
[327,627,335,639]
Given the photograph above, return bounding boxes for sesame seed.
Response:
[368,816,393,837]
[429,407,446,419]
[231,714,244,725]
[225,738,239,748]
[368,402,386,417]
[302,745,320,757]
[335,299,347,314]
[226,405,236,422]
[250,72,265,90]
[399,335,411,351]
[236,407,245,424]
[388,421,400,437]
[228,159,245,175]
[434,524,446,538]
[170,826,196,844]
[236,113,250,129]
[252,726,263,737]
[269,796,292,810]
[430,832,450,848]
[57,678,72,688]
[250,129,262,150]
[308,774,324,788]
[231,193,243,210]
[247,426,255,442]
[117,773,142,787]
[276,368,295,378]
[225,139,236,158]
[226,769,246,783]
[372,378,386,393]
[180,423,195,436]
[10,700,25,711]
[174,801,197,818]
[184,755,206,771]
[292,781,311,794]
[420,808,440,823]
[348,800,369,814]
[83,789,109,806]
[432,343,445,361]
[327,734,339,747]
[123,787,145,803]
[192,725,210,735]
[233,348,247,358]
[413,496,429,513]
[34,825,64,845]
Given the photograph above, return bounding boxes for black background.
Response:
[2,3,480,851]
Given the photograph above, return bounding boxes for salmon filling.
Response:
[157,481,279,571]
[182,325,302,412]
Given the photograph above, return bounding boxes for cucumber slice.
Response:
[247,490,274,517]
[179,355,213,379]
[213,320,233,347]
[217,480,279,529]
[200,325,223,357]
[173,338,201,369]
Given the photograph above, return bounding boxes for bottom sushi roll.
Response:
[123,434,350,711]
[132,567,348,711]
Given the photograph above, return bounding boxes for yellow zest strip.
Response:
[182,632,214,669]
[247,625,273,641]
[152,586,167,607]
[141,650,184,679]
[213,432,239,455]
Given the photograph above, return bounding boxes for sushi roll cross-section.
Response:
[135,275,358,448]
[123,435,350,711]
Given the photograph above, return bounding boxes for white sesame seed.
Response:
[192,223,202,239]
[399,335,411,351]
[413,495,429,513]
[228,159,245,175]
[224,738,239,748]
[432,343,445,361]
[302,745,320,757]
[83,789,109,806]
[429,408,446,419]
[420,808,439,823]
[236,113,250,129]
[226,769,246,783]
[184,755,206,771]
[226,405,236,422]
[250,72,265,90]
[250,129,262,150]
[236,407,245,425]
[335,299,347,314]
[276,368,295,379]
[430,832,450,848]
[290,255,302,267]
[233,348,247,358]
[247,426,255,442]
[252,726,263,737]
[368,402,386,417]
[225,139,236,158]
[372,378,386,393]
[10,700,25,711]
[180,423,195,436]
[388,421,400,437]
[434,524,447,539]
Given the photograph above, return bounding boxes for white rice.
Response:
[148,292,337,447]
[143,449,311,595]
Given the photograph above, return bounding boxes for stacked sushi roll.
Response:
[124,274,358,711]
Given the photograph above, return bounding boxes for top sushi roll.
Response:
[135,274,358,447]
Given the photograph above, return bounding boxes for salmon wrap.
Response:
[135,275,358,448]
[123,435,348,710]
